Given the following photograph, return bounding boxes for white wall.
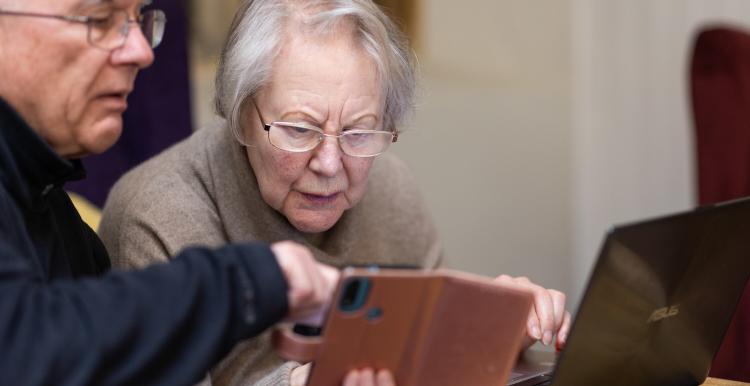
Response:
[393,0,574,295]
[570,0,750,306]
[397,0,750,310]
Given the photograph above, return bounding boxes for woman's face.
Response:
[244,29,383,234]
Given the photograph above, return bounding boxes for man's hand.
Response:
[271,241,339,321]
[494,275,572,350]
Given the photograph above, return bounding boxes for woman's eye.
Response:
[279,125,312,138]
[345,132,372,145]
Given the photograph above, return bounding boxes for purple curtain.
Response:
[68,0,193,207]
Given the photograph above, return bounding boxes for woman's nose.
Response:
[309,137,344,177]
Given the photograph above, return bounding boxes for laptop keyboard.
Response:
[508,373,552,386]
[534,377,552,386]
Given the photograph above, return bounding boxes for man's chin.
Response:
[74,117,123,157]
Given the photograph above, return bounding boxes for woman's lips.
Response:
[300,192,341,206]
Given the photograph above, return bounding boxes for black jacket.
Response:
[0,97,289,386]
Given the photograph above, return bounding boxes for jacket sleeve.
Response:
[0,239,289,386]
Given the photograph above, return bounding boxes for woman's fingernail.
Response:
[530,325,542,340]
[543,331,553,346]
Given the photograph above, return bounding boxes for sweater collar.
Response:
[0,97,85,202]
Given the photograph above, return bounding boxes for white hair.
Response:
[214,0,417,134]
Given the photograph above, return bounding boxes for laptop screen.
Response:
[550,198,750,386]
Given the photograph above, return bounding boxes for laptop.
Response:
[509,197,750,386]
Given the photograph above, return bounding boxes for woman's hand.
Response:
[494,275,572,350]
[290,363,311,386]
[343,368,395,386]
[291,364,395,386]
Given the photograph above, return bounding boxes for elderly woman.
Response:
[100,0,569,385]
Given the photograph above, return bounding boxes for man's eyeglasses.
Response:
[235,101,398,158]
[0,9,166,50]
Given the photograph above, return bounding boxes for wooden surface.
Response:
[520,350,749,385]
[703,378,750,386]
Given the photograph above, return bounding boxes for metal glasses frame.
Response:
[249,100,398,158]
[0,8,166,50]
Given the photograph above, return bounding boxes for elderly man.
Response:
[0,0,339,385]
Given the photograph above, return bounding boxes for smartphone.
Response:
[274,268,533,386]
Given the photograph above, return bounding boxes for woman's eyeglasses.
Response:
[234,101,398,158]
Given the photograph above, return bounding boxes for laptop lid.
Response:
[549,197,750,386]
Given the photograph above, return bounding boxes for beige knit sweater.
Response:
[99,120,442,386]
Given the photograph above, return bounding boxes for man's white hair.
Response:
[214,0,417,134]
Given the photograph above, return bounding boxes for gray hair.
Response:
[214,0,417,134]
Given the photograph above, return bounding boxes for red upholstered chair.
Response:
[691,25,750,382]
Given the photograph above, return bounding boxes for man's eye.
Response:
[88,15,111,27]
[83,7,114,24]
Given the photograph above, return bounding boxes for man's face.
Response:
[0,0,154,158]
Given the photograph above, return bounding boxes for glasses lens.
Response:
[268,124,321,152]
[141,10,166,48]
[340,131,394,157]
[88,10,127,50]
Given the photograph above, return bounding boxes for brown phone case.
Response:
[273,268,533,386]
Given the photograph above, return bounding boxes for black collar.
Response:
[0,97,86,204]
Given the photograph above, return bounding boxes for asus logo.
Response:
[647,305,680,323]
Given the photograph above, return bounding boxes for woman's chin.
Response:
[287,212,342,234]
